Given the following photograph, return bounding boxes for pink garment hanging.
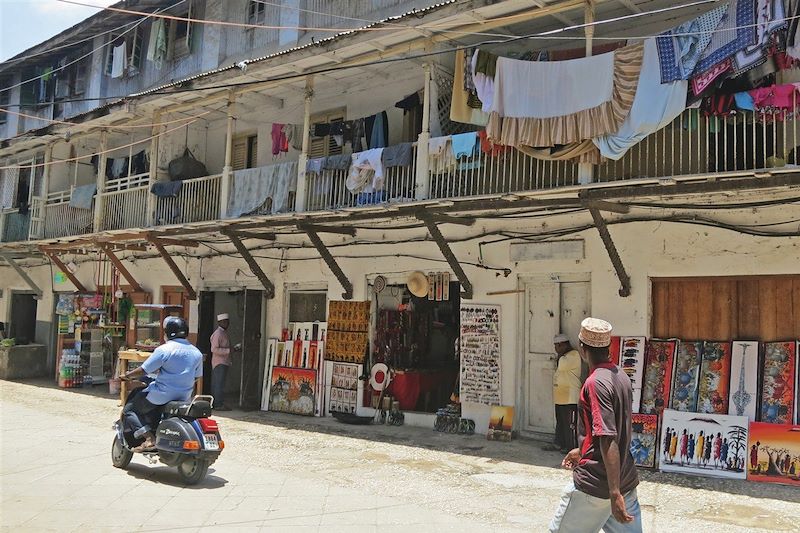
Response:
[749,84,798,111]
[271,123,288,156]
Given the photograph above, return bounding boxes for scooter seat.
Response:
[162,400,212,418]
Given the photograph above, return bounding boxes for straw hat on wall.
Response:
[406,271,430,298]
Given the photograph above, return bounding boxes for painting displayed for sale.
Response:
[487,405,514,442]
[268,366,317,416]
[696,341,732,414]
[659,409,748,480]
[609,336,621,366]
[747,422,800,486]
[670,341,702,412]
[760,342,796,424]
[630,414,659,469]
[620,337,646,412]
[640,339,677,415]
[728,341,760,422]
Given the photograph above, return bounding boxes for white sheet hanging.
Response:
[227,162,298,218]
[111,43,126,78]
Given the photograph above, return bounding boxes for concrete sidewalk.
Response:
[2,379,799,532]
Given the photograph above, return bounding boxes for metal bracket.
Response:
[38,247,87,292]
[0,254,44,298]
[300,225,353,300]
[222,230,276,299]
[146,235,197,300]
[419,217,473,299]
[588,207,631,297]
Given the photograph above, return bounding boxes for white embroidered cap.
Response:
[217,313,230,321]
[578,317,613,347]
[553,333,570,344]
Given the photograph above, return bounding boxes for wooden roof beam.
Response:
[588,207,631,297]
[1,253,44,298]
[146,235,197,300]
[97,243,143,293]
[300,225,353,300]
[418,216,473,299]
[221,230,275,299]
[38,247,87,292]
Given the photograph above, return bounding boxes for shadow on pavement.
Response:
[123,462,229,489]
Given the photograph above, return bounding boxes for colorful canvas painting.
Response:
[761,342,796,424]
[487,405,514,442]
[640,339,677,415]
[269,366,317,416]
[620,337,646,389]
[728,341,759,422]
[696,342,732,414]
[630,414,659,469]
[609,336,621,366]
[659,409,748,480]
[748,422,800,486]
[260,339,278,411]
[670,341,702,412]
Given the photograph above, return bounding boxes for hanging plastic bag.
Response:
[167,147,208,181]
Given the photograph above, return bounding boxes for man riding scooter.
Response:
[120,316,203,452]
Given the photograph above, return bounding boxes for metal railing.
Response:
[99,173,149,231]
[0,209,31,243]
[43,189,93,239]
[304,147,418,211]
[154,174,222,226]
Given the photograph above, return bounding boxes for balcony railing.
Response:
[154,174,222,226]
[43,189,93,239]
[0,209,31,243]
[99,173,150,231]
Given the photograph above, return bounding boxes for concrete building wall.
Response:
[2,207,797,432]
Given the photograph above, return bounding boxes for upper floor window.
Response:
[309,108,345,159]
[105,27,143,78]
[169,1,195,60]
[55,60,88,99]
[232,134,258,170]
[248,0,267,24]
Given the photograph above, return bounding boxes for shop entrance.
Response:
[520,274,590,436]
[197,288,265,409]
[9,291,37,345]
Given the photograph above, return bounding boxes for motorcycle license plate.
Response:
[203,434,219,450]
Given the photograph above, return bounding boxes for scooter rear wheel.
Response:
[177,457,209,485]
[111,435,133,469]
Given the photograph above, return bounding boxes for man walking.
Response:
[545,333,582,453]
[550,317,641,533]
[211,313,239,411]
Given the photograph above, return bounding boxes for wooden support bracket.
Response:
[301,224,357,237]
[38,247,87,292]
[97,243,143,293]
[146,236,197,300]
[222,231,276,299]
[423,214,476,227]
[301,226,353,300]
[419,217,473,300]
[0,254,44,298]
[588,207,631,297]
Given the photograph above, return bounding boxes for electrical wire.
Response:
[0,1,185,96]
[0,110,212,170]
[0,0,733,105]
[0,106,215,130]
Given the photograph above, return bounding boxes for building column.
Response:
[578,0,595,185]
[295,76,314,213]
[414,63,432,200]
[35,144,54,240]
[219,91,236,219]
[93,130,108,232]
[146,109,161,226]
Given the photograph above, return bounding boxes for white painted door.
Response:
[522,276,590,435]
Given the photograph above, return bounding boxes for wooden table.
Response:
[117,349,205,405]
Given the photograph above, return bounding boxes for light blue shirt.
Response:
[141,339,203,405]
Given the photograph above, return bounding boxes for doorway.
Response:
[9,291,37,345]
[520,274,590,437]
[197,288,264,409]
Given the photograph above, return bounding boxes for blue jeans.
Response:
[549,481,642,533]
[211,364,229,408]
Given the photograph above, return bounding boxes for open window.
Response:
[247,0,267,24]
[105,27,143,77]
[309,108,346,159]
[169,0,194,59]
[232,134,258,171]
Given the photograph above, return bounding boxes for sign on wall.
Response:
[459,304,501,406]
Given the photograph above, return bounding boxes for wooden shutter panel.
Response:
[231,136,248,171]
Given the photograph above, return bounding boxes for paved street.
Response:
[1,380,799,532]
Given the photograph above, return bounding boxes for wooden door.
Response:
[239,289,264,410]
[523,281,560,434]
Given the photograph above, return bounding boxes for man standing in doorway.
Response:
[550,317,641,533]
[211,313,239,411]
[544,334,582,453]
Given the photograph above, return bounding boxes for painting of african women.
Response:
[660,409,748,480]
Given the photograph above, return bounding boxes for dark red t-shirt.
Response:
[573,362,639,499]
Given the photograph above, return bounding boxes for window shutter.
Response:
[308,109,345,159]
[129,27,143,74]
[186,0,194,52]
[231,136,248,171]
[105,36,116,76]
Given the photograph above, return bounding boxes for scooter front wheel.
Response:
[177,456,209,485]
[111,435,133,469]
